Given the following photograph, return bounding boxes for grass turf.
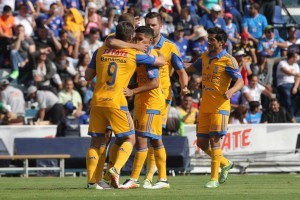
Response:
[0,174,299,200]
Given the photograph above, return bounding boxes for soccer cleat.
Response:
[119,179,140,189]
[142,179,153,189]
[86,183,97,189]
[150,180,170,189]
[108,167,120,189]
[96,180,111,190]
[204,180,220,188]
[219,160,234,184]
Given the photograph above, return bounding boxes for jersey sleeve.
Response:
[190,58,203,74]
[146,66,159,79]
[225,57,242,80]
[136,53,156,65]
[170,44,185,70]
[88,49,98,69]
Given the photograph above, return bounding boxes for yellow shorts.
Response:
[161,87,172,128]
[196,110,229,138]
[134,108,162,140]
[88,106,134,138]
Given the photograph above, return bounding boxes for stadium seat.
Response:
[273,5,285,25]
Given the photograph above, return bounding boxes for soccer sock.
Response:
[95,145,107,182]
[211,148,222,181]
[145,147,156,182]
[154,146,167,180]
[103,143,119,181]
[131,148,148,180]
[113,141,133,173]
[204,148,229,168]
[86,148,99,183]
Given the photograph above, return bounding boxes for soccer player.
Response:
[187,27,244,188]
[142,12,189,188]
[85,21,165,189]
[119,26,169,189]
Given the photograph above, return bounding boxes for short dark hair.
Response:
[135,26,154,38]
[252,3,260,11]
[145,12,163,24]
[3,5,12,13]
[116,21,134,41]
[59,29,68,37]
[118,13,135,26]
[207,27,228,43]
[287,51,298,59]
[249,101,260,112]
[89,28,100,35]
[248,74,258,81]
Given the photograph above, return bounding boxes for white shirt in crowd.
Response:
[241,84,266,105]
[276,60,300,86]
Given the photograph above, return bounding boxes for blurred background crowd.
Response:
[0,0,299,136]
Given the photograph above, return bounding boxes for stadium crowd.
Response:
[0,0,299,131]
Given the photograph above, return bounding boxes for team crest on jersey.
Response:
[213,66,219,74]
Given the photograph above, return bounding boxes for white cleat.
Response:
[119,179,140,189]
[149,180,170,189]
[96,180,112,190]
[142,179,153,189]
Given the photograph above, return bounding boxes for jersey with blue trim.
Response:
[191,50,242,113]
[135,49,164,111]
[154,36,185,91]
[89,47,156,109]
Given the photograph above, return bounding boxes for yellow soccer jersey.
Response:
[134,49,164,112]
[89,47,157,109]
[154,36,185,101]
[191,50,242,113]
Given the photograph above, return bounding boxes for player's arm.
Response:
[224,58,244,100]
[123,66,159,97]
[136,53,165,67]
[84,50,97,81]
[106,35,148,52]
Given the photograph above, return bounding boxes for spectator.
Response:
[261,98,296,123]
[33,25,62,61]
[177,94,198,124]
[14,4,35,37]
[27,85,64,124]
[64,8,84,42]
[224,12,239,44]
[58,78,83,117]
[199,4,226,30]
[188,74,202,108]
[246,101,262,124]
[166,101,182,136]
[84,2,101,36]
[229,104,248,124]
[58,29,76,59]
[171,24,189,61]
[74,52,91,96]
[0,5,14,66]
[79,99,91,124]
[197,0,222,15]
[188,25,208,60]
[176,6,199,37]
[38,0,63,14]
[55,50,77,82]
[234,49,252,86]
[31,51,63,90]
[83,78,96,110]
[242,3,268,44]
[286,25,300,47]
[0,79,25,125]
[223,0,243,33]
[56,101,81,137]
[9,24,36,80]
[257,25,287,86]
[42,2,64,37]
[61,0,83,13]
[241,74,273,106]
[159,7,175,37]
[80,28,102,58]
[0,0,16,12]
[276,51,300,117]
[233,32,258,68]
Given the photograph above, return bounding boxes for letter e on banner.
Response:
[241,129,251,147]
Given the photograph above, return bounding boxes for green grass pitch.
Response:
[0,174,299,200]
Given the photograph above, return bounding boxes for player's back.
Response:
[91,46,139,109]
[200,51,238,113]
